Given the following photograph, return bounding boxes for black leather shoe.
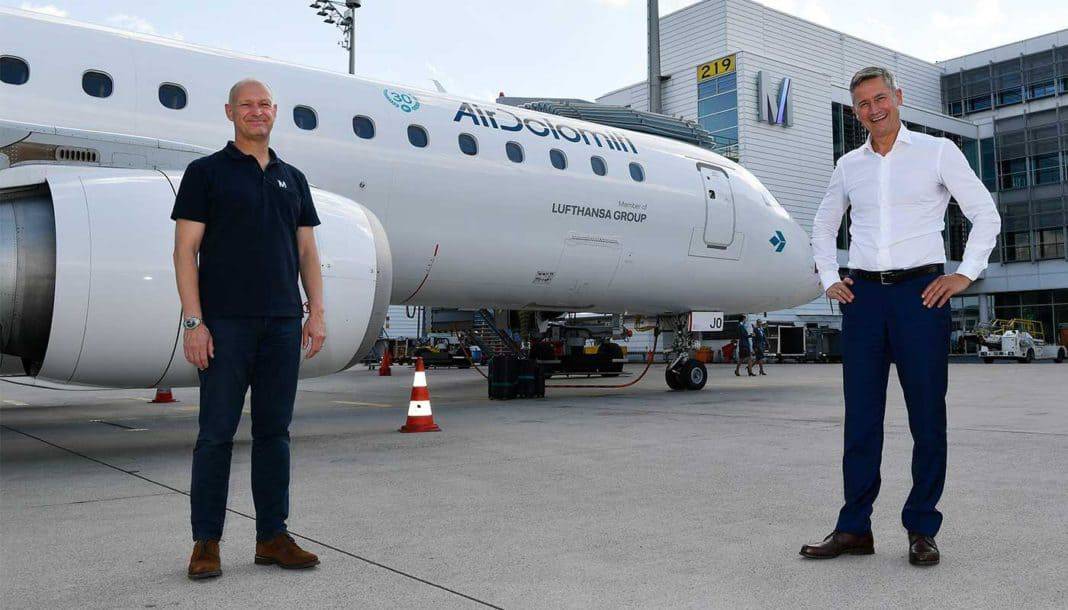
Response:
[799,530,875,559]
[908,533,939,566]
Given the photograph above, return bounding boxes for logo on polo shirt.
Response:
[277,179,287,189]
[384,88,420,113]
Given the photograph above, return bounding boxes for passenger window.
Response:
[407,125,429,148]
[0,56,30,85]
[591,156,607,176]
[293,105,317,130]
[352,115,375,139]
[158,83,187,110]
[506,141,524,163]
[458,133,478,156]
[629,162,645,182]
[82,70,113,98]
[550,148,567,170]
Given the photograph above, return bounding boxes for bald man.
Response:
[172,79,326,580]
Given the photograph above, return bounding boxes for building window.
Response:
[0,56,29,85]
[505,141,524,163]
[945,203,970,261]
[407,125,429,148]
[1000,201,1032,262]
[1033,153,1061,185]
[352,115,375,139]
[293,106,317,130]
[629,162,645,182]
[836,207,851,250]
[158,83,187,110]
[590,156,606,176]
[458,133,478,156]
[82,70,113,98]
[831,102,868,164]
[697,71,738,146]
[549,148,567,170]
[980,137,996,191]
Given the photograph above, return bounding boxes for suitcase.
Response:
[488,355,518,400]
[515,358,545,398]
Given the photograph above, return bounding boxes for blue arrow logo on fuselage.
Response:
[769,230,786,253]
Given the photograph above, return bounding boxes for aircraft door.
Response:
[700,165,736,247]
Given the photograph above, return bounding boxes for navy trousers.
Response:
[190,316,302,542]
[835,271,950,537]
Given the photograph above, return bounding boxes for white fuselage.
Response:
[1,8,820,317]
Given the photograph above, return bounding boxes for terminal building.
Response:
[594,0,1068,349]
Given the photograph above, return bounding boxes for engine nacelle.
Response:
[0,165,391,388]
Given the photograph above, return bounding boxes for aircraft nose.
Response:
[785,221,824,303]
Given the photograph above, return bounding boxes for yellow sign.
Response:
[697,54,736,82]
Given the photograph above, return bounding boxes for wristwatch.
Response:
[183,315,202,331]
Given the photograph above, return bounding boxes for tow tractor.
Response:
[976,318,1066,364]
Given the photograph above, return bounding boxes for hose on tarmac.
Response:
[455,328,662,389]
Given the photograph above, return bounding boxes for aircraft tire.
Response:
[681,359,707,391]
[665,367,684,390]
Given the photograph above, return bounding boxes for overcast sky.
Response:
[6,0,1067,101]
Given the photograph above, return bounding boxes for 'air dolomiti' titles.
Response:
[454,103,639,155]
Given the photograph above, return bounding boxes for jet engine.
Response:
[0,165,391,388]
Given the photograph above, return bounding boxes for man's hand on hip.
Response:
[303,311,326,359]
[184,325,214,370]
[922,273,971,308]
[826,277,855,303]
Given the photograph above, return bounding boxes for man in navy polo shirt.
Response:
[172,78,326,580]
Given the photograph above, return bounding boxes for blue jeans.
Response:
[835,272,950,537]
[190,316,302,542]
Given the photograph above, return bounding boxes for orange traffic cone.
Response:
[399,357,440,433]
[150,387,177,403]
[379,348,392,376]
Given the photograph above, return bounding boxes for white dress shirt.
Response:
[811,124,1001,292]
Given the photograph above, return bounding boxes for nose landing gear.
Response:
[663,313,709,391]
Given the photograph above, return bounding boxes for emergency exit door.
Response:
[699,165,736,247]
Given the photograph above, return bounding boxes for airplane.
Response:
[0,7,822,392]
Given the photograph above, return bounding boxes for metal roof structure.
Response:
[501,97,738,161]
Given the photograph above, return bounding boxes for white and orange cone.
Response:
[378,348,393,376]
[399,357,440,433]
[150,387,177,403]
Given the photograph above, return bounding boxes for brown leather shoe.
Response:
[908,533,940,566]
[799,531,875,559]
[255,533,320,569]
[187,540,221,580]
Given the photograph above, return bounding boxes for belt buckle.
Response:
[879,271,893,285]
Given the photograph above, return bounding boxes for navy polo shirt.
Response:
[171,142,321,318]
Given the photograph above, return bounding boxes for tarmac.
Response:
[2,359,1066,609]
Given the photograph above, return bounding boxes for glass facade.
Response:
[989,109,1068,263]
[992,289,1068,344]
[697,72,738,149]
[941,46,1068,117]
[830,102,980,258]
[950,294,981,353]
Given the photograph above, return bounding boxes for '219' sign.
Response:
[697,54,736,82]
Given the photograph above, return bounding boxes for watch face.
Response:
[184,317,199,330]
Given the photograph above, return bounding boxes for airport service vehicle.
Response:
[976,319,1066,363]
[0,8,821,392]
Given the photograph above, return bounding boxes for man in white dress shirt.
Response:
[799,67,1000,566]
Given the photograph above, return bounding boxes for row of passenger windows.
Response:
[1,55,647,181]
[448,132,644,180]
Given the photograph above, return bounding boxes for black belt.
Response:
[844,264,944,285]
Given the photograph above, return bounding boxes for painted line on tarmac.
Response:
[90,419,149,432]
[0,424,504,610]
[331,400,393,408]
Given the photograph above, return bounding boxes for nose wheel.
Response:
[666,357,707,391]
